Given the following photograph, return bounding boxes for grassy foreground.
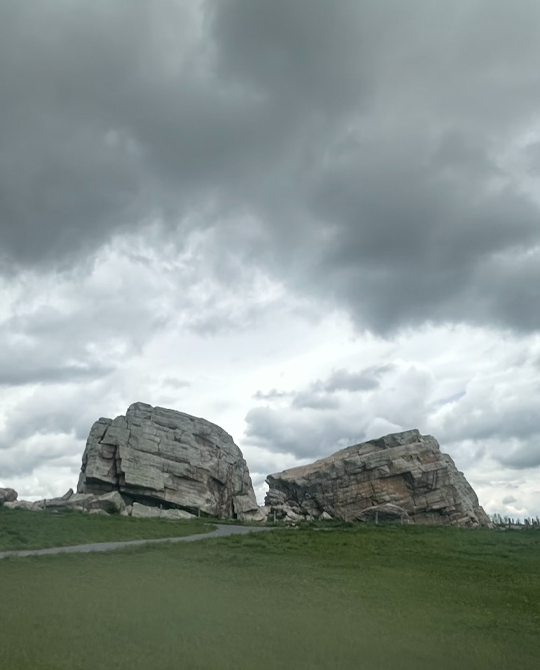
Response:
[0,524,539,670]
[0,508,212,551]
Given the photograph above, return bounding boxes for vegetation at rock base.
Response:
[0,508,212,551]
[1,524,539,670]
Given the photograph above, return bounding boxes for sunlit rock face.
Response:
[78,402,260,520]
[266,429,490,527]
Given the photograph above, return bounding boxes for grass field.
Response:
[0,523,538,670]
[0,508,212,551]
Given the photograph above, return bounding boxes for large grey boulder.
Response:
[266,429,490,528]
[78,402,259,520]
[0,488,18,505]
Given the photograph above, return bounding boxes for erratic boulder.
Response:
[265,429,489,527]
[0,488,18,505]
[78,402,260,520]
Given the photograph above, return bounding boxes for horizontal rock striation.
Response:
[78,402,260,520]
[265,429,490,527]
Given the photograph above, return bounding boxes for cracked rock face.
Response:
[265,429,490,527]
[78,402,259,519]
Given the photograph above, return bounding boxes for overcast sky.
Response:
[1,0,539,518]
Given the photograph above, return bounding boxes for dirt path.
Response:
[0,524,275,560]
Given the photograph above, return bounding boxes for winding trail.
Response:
[0,524,275,560]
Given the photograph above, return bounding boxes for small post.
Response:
[198,508,200,518]
[375,511,379,525]
[273,510,276,524]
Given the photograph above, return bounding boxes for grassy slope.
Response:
[0,508,212,551]
[0,524,538,670]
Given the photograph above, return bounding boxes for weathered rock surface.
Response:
[357,503,409,523]
[0,488,18,505]
[4,500,41,511]
[130,502,195,520]
[78,402,260,520]
[40,490,126,514]
[266,429,490,527]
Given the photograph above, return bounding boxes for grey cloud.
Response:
[244,406,364,459]
[291,392,341,411]
[253,365,392,412]
[1,0,540,341]
[252,389,293,401]
[0,268,169,389]
[0,363,112,387]
[162,377,191,390]
[440,399,540,446]
[432,391,466,408]
[502,495,517,505]
[0,376,128,482]
[497,443,540,470]
[317,366,394,393]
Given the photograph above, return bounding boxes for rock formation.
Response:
[0,488,18,506]
[265,429,490,527]
[78,402,261,520]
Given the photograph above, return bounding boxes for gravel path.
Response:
[0,524,275,560]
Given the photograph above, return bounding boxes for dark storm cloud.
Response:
[2,0,540,334]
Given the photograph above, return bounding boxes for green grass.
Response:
[0,524,538,670]
[0,508,213,551]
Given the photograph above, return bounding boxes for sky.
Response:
[1,0,540,518]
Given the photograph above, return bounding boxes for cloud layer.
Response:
[0,1,539,517]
